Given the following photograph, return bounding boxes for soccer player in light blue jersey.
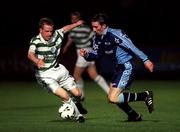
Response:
[80,13,154,121]
[28,17,86,122]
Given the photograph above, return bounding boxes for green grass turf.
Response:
[0,80,180,132]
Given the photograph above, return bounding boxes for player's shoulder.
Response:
[55,28,64,36]
[72,24,91,31]
[108,27,124,38]
[30,35,41,44]
[108,27,123,34]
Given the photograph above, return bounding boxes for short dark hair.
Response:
[71,11,82,20]
[92,13,109,26]
[39,17,54,28]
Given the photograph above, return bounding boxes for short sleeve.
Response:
[28,44,36,53]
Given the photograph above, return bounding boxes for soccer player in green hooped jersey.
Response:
[28,17,87,123]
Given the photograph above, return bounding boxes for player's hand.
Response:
[80,48,87,57]
[37,59,45,69]
[76,20,84,26]
[144,60,154,72]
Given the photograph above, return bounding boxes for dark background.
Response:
[0,0,180,81]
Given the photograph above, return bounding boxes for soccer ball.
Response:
[58,103,75,119]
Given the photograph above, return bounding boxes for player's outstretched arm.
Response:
[62,20,84,33]
[144,60,154,72]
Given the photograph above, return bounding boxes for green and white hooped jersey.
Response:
[28,29,64,71]
[69,24,94,48]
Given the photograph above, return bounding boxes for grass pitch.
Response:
[0,80,180,132]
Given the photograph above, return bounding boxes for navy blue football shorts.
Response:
[111,59,135,90]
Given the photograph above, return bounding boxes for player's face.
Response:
[71,15,79,23]
[40,24,54,41]
[91,22,106,35]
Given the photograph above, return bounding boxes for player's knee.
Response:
[108,94,117,104]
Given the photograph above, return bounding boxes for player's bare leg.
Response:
[70,86,88,115]
[108,85,142,121]
[87,64,109,93]
[73,66,86,100]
